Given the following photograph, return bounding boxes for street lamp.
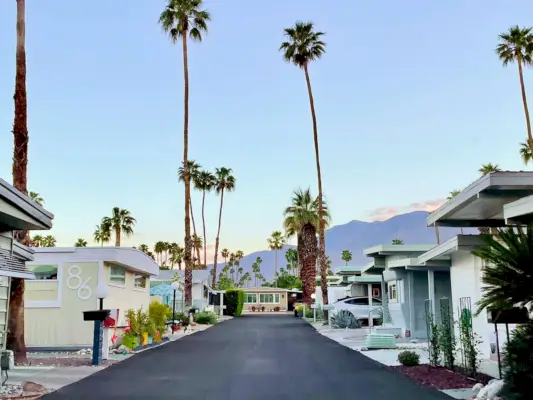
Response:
[96,283,109,310]
[170,281,180,330]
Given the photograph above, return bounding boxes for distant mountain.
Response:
[208,211,473,281]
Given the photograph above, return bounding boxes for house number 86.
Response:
[66,265,93,300]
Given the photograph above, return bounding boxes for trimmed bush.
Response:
[501,320,533,399]
[225,289,245,317]
[194,311,218,325]
[398,350,420,367]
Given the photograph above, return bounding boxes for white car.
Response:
[331,296,382,320]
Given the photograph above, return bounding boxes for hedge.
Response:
[225,289,244,317]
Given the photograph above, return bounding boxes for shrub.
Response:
[123,332,137,349]
[148,301,169,334]
[225,289,245,317]
[331,310,360,329]
[194,311,218,325]
[501,320,533,399]
[174,312,190,326]
[398,350,420,367]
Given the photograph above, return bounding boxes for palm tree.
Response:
[472,225,533,315]
[154,241,167,266]
[194,169,216,265]
[267,231,286,286]
[170,244,184,270]
[285,248,299,276]
[93,221,111,246]
[9,0,30,363]
[283,188,330,304]
[74,238,87,247]
[212,167,236,287]
[280,21,329,308]
[102,207,136,247]
[41,235,56,248]
[178,160,202,262]
[479,163,502,176]
[30,234,43,247]
[192,234,203,266]
[159,0,210,307]
[221,248,229,266]
[340,250,352,266]
[496,26,533,154]
[138,244,150,253]
[29,191,44,206]
[391,239,404,245]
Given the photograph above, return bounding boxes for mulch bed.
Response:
[390,364,494,390]
[19,358,116,367]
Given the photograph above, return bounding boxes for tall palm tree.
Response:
[192,234,203,266]
[194,169,216,265]
[496,26,533,154]
[170,244,185,270]
[74,238,87,247]
[178,160,202,262]
[9,0,30,363]
[93,221,111,246]
[29,191,44,206]
[41,235,57,248]
[341,250,352,266]
[221,248,229,266]
[283,188,330,304]
[280,21,329,308]
[519,141,532,165]
[102,208,136,247]
[159,0,210,307]
[479,163,502,176]
[154,241,167,265]
[285,248,299,276]
[267,231,286,287]
[212,167,236,287]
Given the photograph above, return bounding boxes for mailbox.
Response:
[83,310,111,322]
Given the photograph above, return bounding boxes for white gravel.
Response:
[0,384,23,396]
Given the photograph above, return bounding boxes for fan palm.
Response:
[192,234,203,266]
[519,142,532,165]
[74,238,87,247]
[102,208,136,247]
[221,248,229,266]
[159,0,210,307]
[93,221,111,246]
[283,188,330,304]
[212,167,236,287]
[472,225,533,315]
[496,26,533,154]
[170,244,184,270]
[285,248,299,276]
[267,231,286,286]
[479,163,502,176]
[178,160,202,262]
[341,250,352,266]
[280,21,329,307]
[29,191,43,206]
[30,235,43,247]
[41,235,56,248]
[194,169,216,265]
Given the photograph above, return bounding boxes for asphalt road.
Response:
[43,315,451,399]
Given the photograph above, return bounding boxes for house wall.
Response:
[242,290,289,310]
[383,268,410,336]
[25,260,151,348]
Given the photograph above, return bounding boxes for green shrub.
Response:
[174,312,190,326]
[148,301,169,333]
[194,311,218,325]
[501,320,533,399]
[225,289,245,317]
[398,350,420,367]
[123,332,137,349]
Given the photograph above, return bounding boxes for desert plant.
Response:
[398,350,420,367]
[194,311,218,325]
[331,310,361,329]
[501,320,533,399]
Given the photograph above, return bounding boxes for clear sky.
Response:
[1,0,532,257]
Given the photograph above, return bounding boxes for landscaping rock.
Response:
[22,381,47,393]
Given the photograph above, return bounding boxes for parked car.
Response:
[332,296,382,320]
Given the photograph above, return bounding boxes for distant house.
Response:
[150,269,212,311]
[241,287,302,312]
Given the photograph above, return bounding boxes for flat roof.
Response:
[32,247,159,276]
[361,260,384,275]
[335,266,365,274]
[428,172,533,228]
[347,276,382,284]
[152,269,210,284]
[0,178,54,231]
[417,235,485,264]
[503,195,533,224]
[364,244,435,257]
[241,287,302,293]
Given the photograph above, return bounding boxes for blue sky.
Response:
[0,0,532,255]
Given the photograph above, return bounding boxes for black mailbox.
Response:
[83,310,111,322]
[487,307,530,324]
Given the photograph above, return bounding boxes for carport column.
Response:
[428,269,436,317]
[367,283,373,329]
[219,292,224,317]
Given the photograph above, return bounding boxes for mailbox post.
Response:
[83,284,110,366]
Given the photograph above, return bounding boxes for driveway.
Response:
[43,315,451,399]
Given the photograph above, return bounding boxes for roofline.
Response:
[417,235,485,264]
[364,244,436,257]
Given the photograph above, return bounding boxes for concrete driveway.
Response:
[43,315,451,399]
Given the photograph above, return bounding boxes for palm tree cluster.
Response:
[216,249,253,289]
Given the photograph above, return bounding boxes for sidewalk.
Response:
[7,366,106,390]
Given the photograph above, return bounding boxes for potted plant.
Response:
[251,306,256,312]
[261,305,265,312]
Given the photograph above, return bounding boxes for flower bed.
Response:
[390,364,493,390]
[132,337,170,352]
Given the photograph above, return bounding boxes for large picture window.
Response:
[244,293,257,303]
[259,293,280,304]
[27,265,58,280]
[110,266,126,285]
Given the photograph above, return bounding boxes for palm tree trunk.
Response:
[518,60,533,154]
[212,189,225,288]
[189,202,201,263]
[201,190,208,266]
[115,227,121,247]
[181,34,193,307]
[274,249,278,288]
[8,0,29,364]
[300,224,318,304]
[303,63,326,308]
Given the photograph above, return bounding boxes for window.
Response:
[245,293,257,303]
[259,293,280,304]
[109,266,126,285]
[344,297,382,306]
[388,282,398,302]
[134,274,147,289]
[372,288,381,297]
[27,264,58,280]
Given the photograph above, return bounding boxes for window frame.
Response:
[109,265,126,286]
[133,274,147,289]
[259,293,280,304]
[244,293,257,303]
[27,264,59,281]
[388,282,398,303]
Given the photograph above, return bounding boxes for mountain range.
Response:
[208,211,474,281]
